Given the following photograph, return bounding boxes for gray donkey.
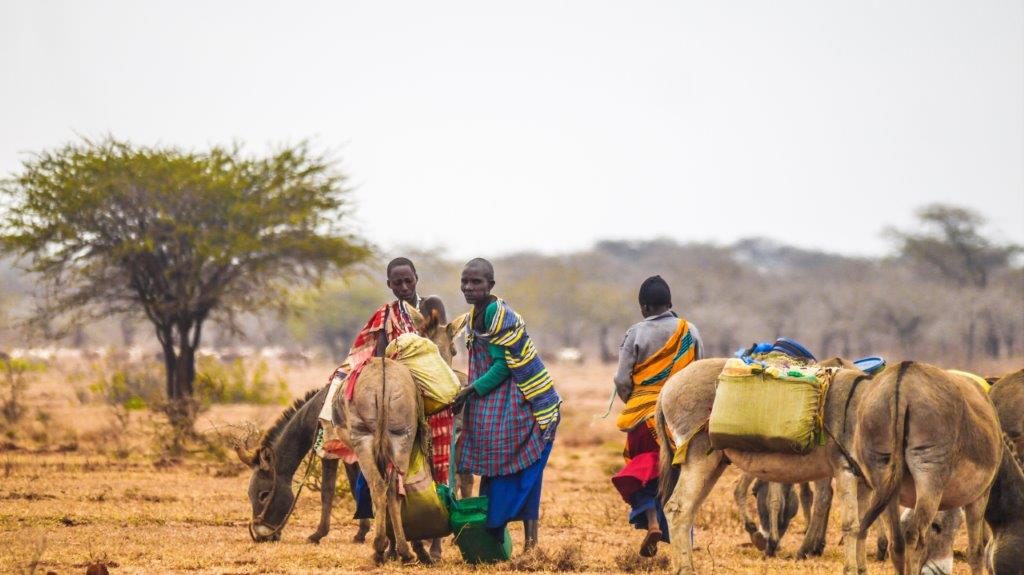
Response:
[237,385,370,544]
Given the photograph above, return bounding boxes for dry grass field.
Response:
[0,359,984,575]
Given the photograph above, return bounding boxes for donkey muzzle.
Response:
[249,521,279,542]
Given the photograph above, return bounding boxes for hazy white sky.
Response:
[2,1,1022,259]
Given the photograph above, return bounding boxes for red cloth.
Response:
[428,407,454,483]
[338,300,419,401]
[343,362,367,402]
[611,424,661,503]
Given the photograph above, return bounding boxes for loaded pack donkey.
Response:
[239,306,466,562]
[656,359,1002,575]
[655,358,875,575]
[730,357,856,560]
[335,309,466,565]
[987,368,1024,574]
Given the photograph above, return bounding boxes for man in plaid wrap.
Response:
[453,258,560,552]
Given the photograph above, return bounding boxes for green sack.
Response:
[709,369,825,454]
[443,422,513,563]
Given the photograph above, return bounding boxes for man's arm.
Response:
[471,344,510,396]
[613,327,639,402]
[689,322,705,360]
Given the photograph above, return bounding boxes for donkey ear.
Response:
[235,444,256,467]
[257,447,273,472]
[447,313,469,339]
[422,308,441,336]
[407,306,426,332]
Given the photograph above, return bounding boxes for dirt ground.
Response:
[0,360,979,575]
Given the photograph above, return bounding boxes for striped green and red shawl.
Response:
[468,298,561,436]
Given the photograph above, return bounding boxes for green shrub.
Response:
[89,361,163,411]
[1,358,46,424]
[194,357,290,406]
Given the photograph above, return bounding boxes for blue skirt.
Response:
[480,440,553,531]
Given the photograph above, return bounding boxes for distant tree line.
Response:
[282,204,1022,370]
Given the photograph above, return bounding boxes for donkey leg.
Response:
[765,482,787,557]
[855,479,871,572]
[798,482,814,526]
[904,496,943,575]
[354,448,390,563]
[963,496,989,575]
[385,475,415,563]
[308,457,338,544]
[797,478,832,559]
[411,539,433,564]
[429,537,442,562]
[837,469,867,575]
[732,474,762,549]
[664,451,726,575]
[882,498,903,572]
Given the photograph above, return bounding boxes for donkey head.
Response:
[238,445,296,542]
[753,480,800,557]
[417,300,468,367]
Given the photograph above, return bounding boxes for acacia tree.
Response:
[1,138,370,429]
[889,204,1019,288]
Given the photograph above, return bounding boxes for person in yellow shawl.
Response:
[612,275,703,557]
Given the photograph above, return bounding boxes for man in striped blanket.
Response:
[453,258,561,552]
[612,276,703,557]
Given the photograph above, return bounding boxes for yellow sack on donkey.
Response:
[386,333,461,414]
[709,358,828,455]
[399,435,451,540]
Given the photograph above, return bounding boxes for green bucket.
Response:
[443,422,513,563]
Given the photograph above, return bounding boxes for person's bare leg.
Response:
[640,507,663,557]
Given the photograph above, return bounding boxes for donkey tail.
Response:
[657,402,680,506]
[373,358,391,476]
[859,360,912,537]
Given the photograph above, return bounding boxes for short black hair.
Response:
[639,275,672,308]
[387,257,417,277]
[465,258,495,282]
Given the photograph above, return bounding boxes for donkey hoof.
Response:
[414,547,433,565]
[875,538,888,562]
[352,533,367,544]
[750,531,768,552]
[307,533,323,545]
[373,552,386,565]
[400,553,419,565]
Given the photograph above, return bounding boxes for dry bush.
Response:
[613,549,672,573]
[506,542,587,572]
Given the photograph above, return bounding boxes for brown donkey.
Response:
[856,362,1002,575]
[336,309,466,564]
[656,358,878,575]
[987,368,1024,574]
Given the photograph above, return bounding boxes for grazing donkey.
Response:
[237,385,370,543]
